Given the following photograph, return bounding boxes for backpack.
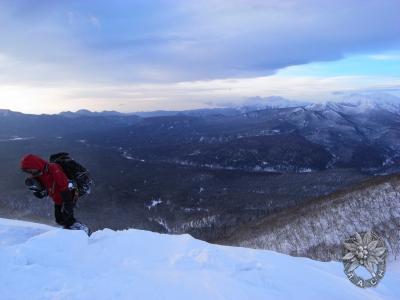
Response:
[49,152,92,198]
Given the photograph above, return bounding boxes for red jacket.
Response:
[20,154,69,205]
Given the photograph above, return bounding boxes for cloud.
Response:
[0,0,399,84]
[2,74,400,114]
[1,0,400,113]
[368,54,400,60]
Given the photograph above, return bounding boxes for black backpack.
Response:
[49,152,92,198]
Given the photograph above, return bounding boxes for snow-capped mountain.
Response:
[234,93,400,115]
[239,96,312,110]
[59,109,126,118]
[0,218,399,300]
[333,93,400,113]
[1,93,400,253]
[306,93,400,114]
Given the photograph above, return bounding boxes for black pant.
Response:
[54,191,76,228]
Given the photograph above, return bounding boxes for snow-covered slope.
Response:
[333,93,400,113]
[0,218,399,300]
[220,174,400,262]
[302,93,400,113]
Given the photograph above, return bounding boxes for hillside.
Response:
[218,174,400,261]
[0,218,399,300]
[1,94,400,248]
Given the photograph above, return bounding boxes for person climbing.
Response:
[20,153,91,235]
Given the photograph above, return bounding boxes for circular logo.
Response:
[342,231,387,288]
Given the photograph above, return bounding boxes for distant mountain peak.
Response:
[241,96,311,110]
[332,93,400,113]
[0,109,24,117]
[59,109,125,118]
[303,93,400,114]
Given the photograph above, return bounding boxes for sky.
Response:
[0,0,399,114]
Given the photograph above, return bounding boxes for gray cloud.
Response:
[0,0,399,84]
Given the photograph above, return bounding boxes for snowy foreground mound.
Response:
[0,218,399,300]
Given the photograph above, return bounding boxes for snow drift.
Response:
[0,218,399,300]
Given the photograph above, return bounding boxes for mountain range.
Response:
[1,93,399,261]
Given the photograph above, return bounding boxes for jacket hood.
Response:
[20,154,47,171]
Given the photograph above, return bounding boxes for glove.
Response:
[33,191,47,199]
[25,177,47,198]
[25,177,44,192]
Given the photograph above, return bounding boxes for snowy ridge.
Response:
[239,96,311,110]
[307,93,400,114]
[0,218,399,300]
[336,93,400,113]
[221,175,400,262]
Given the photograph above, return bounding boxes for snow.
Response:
[122,150,134,160]
[309,93,400,114]
[336,93,400,113]
[0,136,35,142]
[0,217,399,300]
[241,96,311,109]
[120,149,146,162]
[146,198,163,209]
